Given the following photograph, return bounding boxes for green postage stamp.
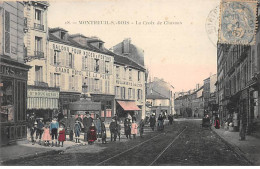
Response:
[218,0,258,45]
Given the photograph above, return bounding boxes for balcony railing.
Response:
[34,51,44,58]
[34,23,44,31]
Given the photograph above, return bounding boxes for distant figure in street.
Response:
[202,114,210,127]
[58,125,66,147]
[144,115,149,124]
[109,118,118,141]
[149,113,156,131]
[157,114,164,131]
[74,119,82,143]
[168,114,173,125]
[139,119,145,138]
[214,116,220,129]
[131,119,138,139]
[83,112,93,143]
[101,120,107,144]
[117,121,121,141]
[124,118,131,139]
[42,123,51,146]
[87,122,97,145]
[50,117,59,147]
[35,118,44,145]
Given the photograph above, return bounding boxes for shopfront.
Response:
[27,86,60,122]
[0,57,30,145]
[59,92,81,117]
[116,100,141,121]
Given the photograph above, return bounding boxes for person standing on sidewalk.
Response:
[109,118,118,141]
[74,119,82,143]
[83,112,93,143]
[94,115,102,142]
[58,125,66,147]
[101,120,107,144]
[139,119,145,138]
[124,118,131,139]
[131,119,138,139]
[239,112,247,141]
[214,116,220,129]
[50,117,59,147]
[35,118,44,145]
[42,123,52,146]
[28,113,36,144]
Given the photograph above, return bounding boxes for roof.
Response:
[48,33,114,56]
[49,27,68,33]
[113,53,145,71]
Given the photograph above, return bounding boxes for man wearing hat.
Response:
[149,113,156,131]
[35,118,44,145]
[83,112,93,142]
[50,117,59,147]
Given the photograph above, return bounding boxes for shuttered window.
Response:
[50,73,54,87]
[50,49,54,65]
[4,10,10,54]
[61,74,65,90]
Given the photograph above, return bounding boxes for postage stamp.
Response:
[218,0,258,45]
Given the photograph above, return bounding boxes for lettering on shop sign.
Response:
[52,42,111,62]
[0,65,27,79]
[55,67,82,75]
[116,80,142,87]
[28,90,59,98]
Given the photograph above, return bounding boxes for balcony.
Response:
[34,81,48,87]
[34,51,44,58]
[34,23,44,31]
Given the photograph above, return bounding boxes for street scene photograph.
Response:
[0,0,260,166]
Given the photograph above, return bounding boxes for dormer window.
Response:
[61,31,66,40]
[99,42,103,49]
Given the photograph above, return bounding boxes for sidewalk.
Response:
[211,126,260,165]
[0,124,153,165]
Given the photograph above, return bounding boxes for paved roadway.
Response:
[6,118,250,166]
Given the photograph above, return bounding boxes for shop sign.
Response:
[116,80,142,87]
[0,64,27,79]
[28,89,59,98]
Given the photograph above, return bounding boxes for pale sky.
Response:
[48,0,220,92]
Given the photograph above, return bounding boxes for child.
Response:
[42,123,52,146]
[74,119,82,143]
[50,117,59,147]
[101,120,107,144]
[131,120,138,139]
[124,118,131,139]
[58,125,66,147]
[87,123,97,145]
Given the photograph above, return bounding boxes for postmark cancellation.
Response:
[218,0,258,45]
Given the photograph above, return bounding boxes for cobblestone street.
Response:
[4,119,251,166]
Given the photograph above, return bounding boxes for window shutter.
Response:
[61,51,65,66]
[100,80,102,92]
[69,76,72,90]
[61,74,65,90]
[49,49,54,65]
[66,52,69,67]
[4,11,10,54]
[50,73,53,87]
[75,75,78,91]
[72,54,75,68]
[82,56,85,70]
[133,89,135,100]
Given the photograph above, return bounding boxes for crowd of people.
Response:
[28,112,175,147]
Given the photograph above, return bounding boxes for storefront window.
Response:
[0,79,14,122]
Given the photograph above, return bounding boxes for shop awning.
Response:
[117,101,141,111]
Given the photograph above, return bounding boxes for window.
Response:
[35,66,43,82]
[69,53,73,68]
[123,67,127,80]
[138,71,141,81]
[121,87,125,99]
[54,73,60,87]
[105,80,110,93]
[0,78,14,122]
[129,69,132,81]
[35,9,41,21]
[35,37,42,52]
[105,61,109,74]
[54,50,60,65]
[94,79,99,92]
[115,86,120,98]
[138,89,142,100]
[116,66,120,79]
[61,31,66,40]
[128,88,132,99]
[4,11,10,54]
[94,59,99,72]
[17,81,26,121]
[82,56,88,70]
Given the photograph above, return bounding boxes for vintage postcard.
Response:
[0,0,260,166]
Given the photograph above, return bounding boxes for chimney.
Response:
[123,38,131,54]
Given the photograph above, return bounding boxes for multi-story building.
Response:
[48,29,115,121]
[23,1,60,120]
[0,1,30,145]
[203,74,217,113]
[216,6,260,134]
[113,53,146,121]
[146,78,174,118]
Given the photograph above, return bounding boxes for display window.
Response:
[0,78,14,122]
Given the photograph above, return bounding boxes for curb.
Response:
[211,127,254,166]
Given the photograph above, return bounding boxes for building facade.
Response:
[23,1,60,120]
[216,8,260,134]
[113,53,146,121]
[146,78,174,118]
[0,1,30,145]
